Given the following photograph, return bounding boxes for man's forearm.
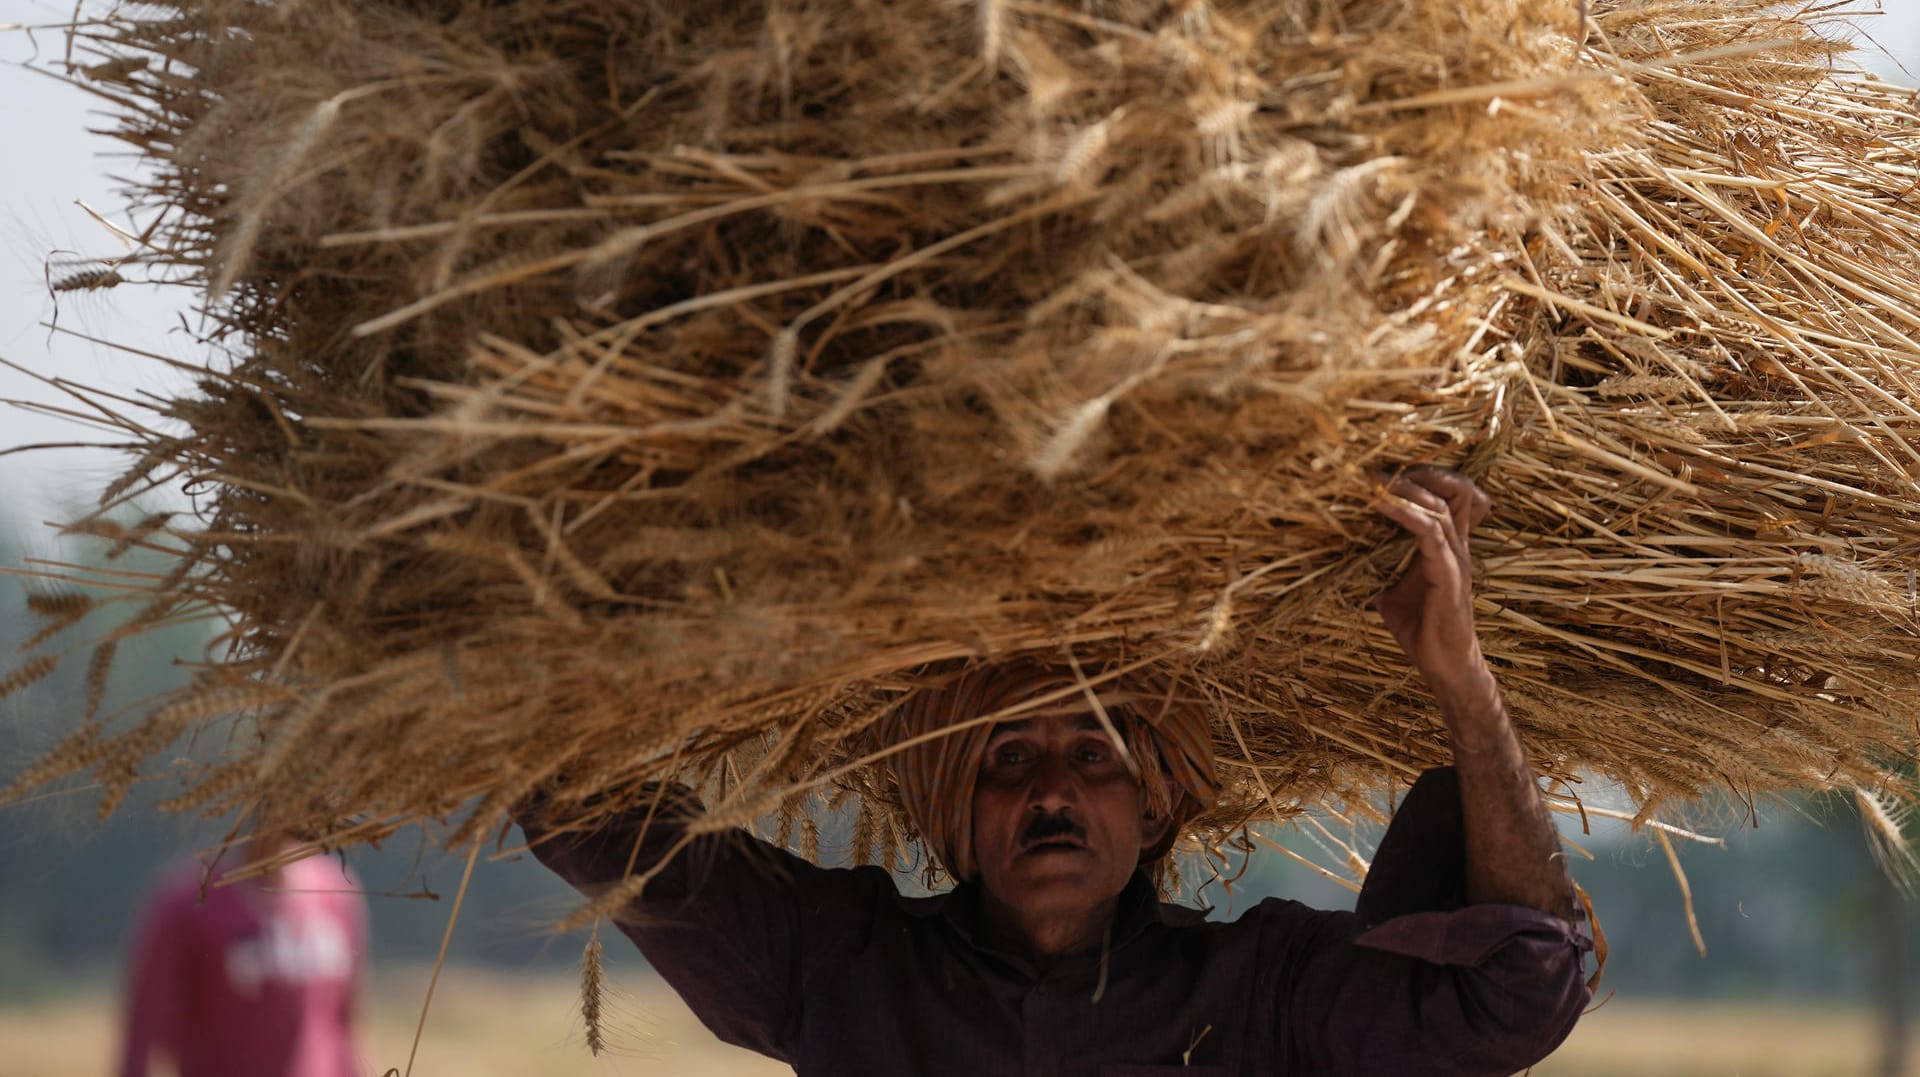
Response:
[1432,664,1576,921]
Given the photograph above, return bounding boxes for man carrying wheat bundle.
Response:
[13,0,1920,1073]
[520,468,1591,1075]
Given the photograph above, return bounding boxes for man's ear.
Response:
[1139,808,1173,852]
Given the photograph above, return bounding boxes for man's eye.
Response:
[993,746,1030,766]
[1076,745,1109,763]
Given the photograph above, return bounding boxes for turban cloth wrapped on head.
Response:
[884,662,1220,882]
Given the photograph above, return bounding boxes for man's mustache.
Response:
[1020,812,1087,846]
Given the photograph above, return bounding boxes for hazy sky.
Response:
[2,2,1918,527]
[2,0,201,531]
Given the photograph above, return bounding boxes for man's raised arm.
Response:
[1272,469,1587,1076]
[1371,468,1575,920]
[515,785,851,1062]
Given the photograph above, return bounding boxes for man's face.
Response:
[970,708,1165,914]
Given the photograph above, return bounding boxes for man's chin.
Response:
[995,853,1121,897]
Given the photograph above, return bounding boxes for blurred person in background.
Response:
[117,830,367,1077]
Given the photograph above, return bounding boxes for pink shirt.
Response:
[119,854,366,1077]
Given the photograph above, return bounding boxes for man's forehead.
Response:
[985,711,1110,737]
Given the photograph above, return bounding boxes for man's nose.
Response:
[1026,750,1079,810]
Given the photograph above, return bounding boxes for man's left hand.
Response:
[1370,468,1497,711]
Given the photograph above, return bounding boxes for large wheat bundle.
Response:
[8,0,1920,890]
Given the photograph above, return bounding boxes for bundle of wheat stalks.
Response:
[7,0,1920,891]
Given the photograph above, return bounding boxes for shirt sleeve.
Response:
[118,873,188,1077]
[1281,767,1593,1076]
[517,787,865,1063]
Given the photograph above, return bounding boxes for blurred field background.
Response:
[0,973,1915,1077]
[7,3,1920,1075]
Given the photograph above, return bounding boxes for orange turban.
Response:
[884,662,1219,882]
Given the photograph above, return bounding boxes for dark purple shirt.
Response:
[523,768,1589,1076]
